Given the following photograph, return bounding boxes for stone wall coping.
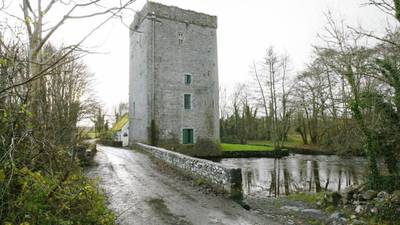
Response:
[137,143,238,169]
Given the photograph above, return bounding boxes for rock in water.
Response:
[351,219,366,225]
[324,192,342,206]
[370,207,378,214]
[355,205,365,214]
[330,212,344,220]
[391,191,400,204]
[362,190,377,200]
[377,191,388,199]
[343,186,358,199]
[332,192,342,206]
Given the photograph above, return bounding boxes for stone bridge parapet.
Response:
[136,143,242,199]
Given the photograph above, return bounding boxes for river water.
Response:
[218,154,384,197]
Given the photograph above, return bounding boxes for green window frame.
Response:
[182,128,194,144]
[184,94,192,110]
[184,74,192,85]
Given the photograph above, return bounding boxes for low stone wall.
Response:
[136,143,242,199]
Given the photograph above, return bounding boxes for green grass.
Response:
[248,135,304,147]
[87,132,98,139]
[221,143,274,152]
[286,192,325,205]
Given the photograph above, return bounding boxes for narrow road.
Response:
[87,145,281,225]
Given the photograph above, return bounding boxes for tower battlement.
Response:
[131,1,217,32]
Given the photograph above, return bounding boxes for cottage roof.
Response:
[111,114,128,132]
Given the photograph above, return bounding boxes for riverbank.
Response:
[223,139,337,156]
[241,188,400,225]
[286,146,335,155]
[220,149,289,158]
[247,139,361,156]
[245,195,339,225]
[218,143,289,158]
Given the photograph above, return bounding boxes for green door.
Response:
[182,129,194,144]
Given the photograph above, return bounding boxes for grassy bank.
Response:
[221,143,274,151]
[246,135,335,155]
[219,143,288,158]
[248,135,305,148]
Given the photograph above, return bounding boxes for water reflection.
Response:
[219,154,378,197]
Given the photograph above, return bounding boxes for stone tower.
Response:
[129,2,219,147]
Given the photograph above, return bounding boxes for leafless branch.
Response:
[0,2,129,95]
[348,25,400,48]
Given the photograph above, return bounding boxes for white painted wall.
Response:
[115,123,129,147]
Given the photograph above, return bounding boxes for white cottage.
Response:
[111,114,129,147]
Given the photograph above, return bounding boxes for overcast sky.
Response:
[38,0,393,114]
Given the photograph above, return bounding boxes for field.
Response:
[220,143,274,152]
[220,134,318,152]
[247,135,304,147]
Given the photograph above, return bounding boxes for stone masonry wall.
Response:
[129,16,151,144]
[129,2,220,145]
[153,15,219,142]
[137,143,242,199]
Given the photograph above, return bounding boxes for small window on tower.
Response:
[178,32,184,45]
[184,74,192,85]
[184,94,192,110]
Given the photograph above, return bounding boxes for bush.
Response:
[220,136,241,144]
[2,167,115,225]
[96,131,123,147]
[75,145,88,164]
[376,175,400,192]
[98,131,113,141]
[97,140,122,147]
[371,197,400,223]
[192,139,222,157]
[75,143,98,166]
[89,143,97,154]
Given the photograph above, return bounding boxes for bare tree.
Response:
[317,13,380,188]
[114,102,128,122]
[366,0,400,21]
[0,0,136,94]
[255,47,292,150]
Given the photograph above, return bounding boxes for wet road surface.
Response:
[87,145,281,225]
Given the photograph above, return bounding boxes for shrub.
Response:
[2,167,115,225]
[97,140,122,147]
[371,198,400,223]
[98,131,113,142]
[376,175,400,192]
[96,131,123,147]
[89,143,97,154]
[220,136,241,144]
[192,139,222,157]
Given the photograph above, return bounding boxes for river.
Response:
[218,154,385,197]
